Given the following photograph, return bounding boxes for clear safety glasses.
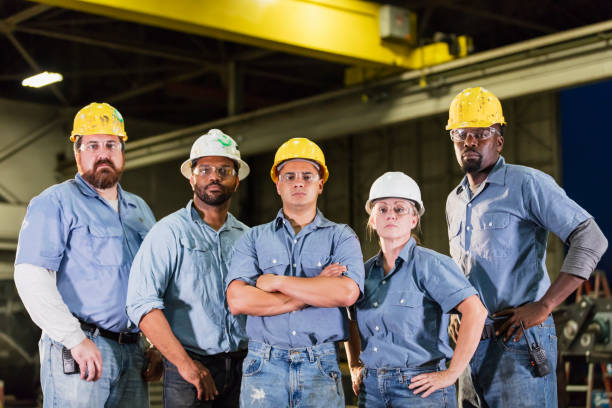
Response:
[193,165,237,179]
[372,203,415,217]
[278,172,320,184]
[449,127,500,143]
[79,141,123,153]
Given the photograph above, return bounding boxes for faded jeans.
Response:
[459,315,558,408]
[39,331,148,408]
[239,341,344,408]
[359,364,456,408]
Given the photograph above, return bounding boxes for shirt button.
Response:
[272,259,277,264]
[373,347,378,352]
[317,262,322,267]
[294,239,297,244]
[468,203,472,207]
[382,280,386,285]
[489,222,493,226]
[466,250,470,255]
[293,263,297,268]
[466,226,471,231]
[292,330,296,336]
[375,326,379,331]
[400,299,404,304]
[373,302,378,307]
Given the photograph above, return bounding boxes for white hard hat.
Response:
[365,172,425,216]
[180,129,250,180]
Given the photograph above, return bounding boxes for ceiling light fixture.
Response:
[22,71,63,88]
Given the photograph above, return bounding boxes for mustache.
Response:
[94,159,116,171]
[205,181,223,189]
[462,147,481,156]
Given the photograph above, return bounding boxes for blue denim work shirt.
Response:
[226,209,365,348]
[127,200,249,356]
[15,173,155,333]
[446,156,590,321]
[356,238,477,369]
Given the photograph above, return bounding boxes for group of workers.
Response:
[13,86,608,408]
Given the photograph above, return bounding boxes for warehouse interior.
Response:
[1,0,611,406]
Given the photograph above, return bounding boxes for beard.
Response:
[460,148,483,173]
[194,180,234,206]
[82,159,123,189]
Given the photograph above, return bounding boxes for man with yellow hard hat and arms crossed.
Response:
[226,138,365,407]
[14,103,156,407]
[445,87,608,407]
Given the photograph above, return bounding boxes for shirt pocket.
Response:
[257,248,289,276]
[178,237,221,308]
[87,224,125,266]
[179,237,214,276]
[474,212,510,258]
[300,252,330,277]
[383,290,426,335]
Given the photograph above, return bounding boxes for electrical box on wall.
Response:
[379,5,417,45]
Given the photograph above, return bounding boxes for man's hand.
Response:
[70,338,103,382]
[448,314,460,344]
[409,369,460,398]
[319,263,347,277]
[256,274,282,293]
[349,364,363,396]
[177,359,218,401]
[142,346,163,382]
[494,301,552,341]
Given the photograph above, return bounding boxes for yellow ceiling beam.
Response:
[31,0,467,69]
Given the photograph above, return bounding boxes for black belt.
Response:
[79,320,140,344]
[481,323,497,340]
[189,349,247,361]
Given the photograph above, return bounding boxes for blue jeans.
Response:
[162,351,244,408]
[239,341,344,408]
[459,315,558,408]
[359,365,456,408]
[39,331,148,408]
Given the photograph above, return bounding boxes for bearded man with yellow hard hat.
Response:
[445,87,608,407]
[226,138,365,408]
[14,103,156,408]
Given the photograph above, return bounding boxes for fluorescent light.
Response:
[22,71,63,88]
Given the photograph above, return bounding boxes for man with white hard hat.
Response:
[127,129,250,407]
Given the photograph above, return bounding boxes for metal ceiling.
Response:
[0,0,611,132]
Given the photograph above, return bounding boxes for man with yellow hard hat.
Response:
[14,103,156,407]
[127,129,250,407]
[445,87,608,407]
[226,138,364,407]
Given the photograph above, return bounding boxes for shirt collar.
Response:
[373,237,416,268]
[75,173,135,207]
[187,199,244,232]
[274,208,334,230]
[455,155,507,195]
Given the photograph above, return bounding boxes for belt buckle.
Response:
[117,332,125,344]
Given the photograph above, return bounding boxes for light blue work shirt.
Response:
[446,156,591,321]
[15,173,155,333]
[226,209,365,348]
[127,200,249,356]
[356,238,477,369]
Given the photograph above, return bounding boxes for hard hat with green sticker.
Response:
[218,134,232,146]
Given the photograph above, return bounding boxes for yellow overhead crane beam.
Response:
[31,0,469,71]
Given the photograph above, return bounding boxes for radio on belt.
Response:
[520,320,550,377]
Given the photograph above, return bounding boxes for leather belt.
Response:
[481,323,497,340]
[79,320,139,344]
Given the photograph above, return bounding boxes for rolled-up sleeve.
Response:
[226,230,260,290]
[15,194,69,271]
[126,222,177,326]
[421,255,478,313]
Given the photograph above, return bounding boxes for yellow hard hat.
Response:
[270,138,329,183]
[446,87,507,130]
[70,102,127,142]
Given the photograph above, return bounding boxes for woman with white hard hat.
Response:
[344,172,487,407]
